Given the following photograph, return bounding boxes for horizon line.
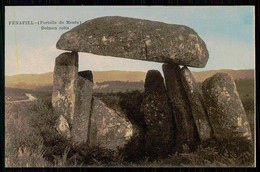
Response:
[5,68,255,77]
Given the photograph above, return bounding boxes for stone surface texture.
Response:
[180,66,212,142]
[163,63,200,150]
[141,70,175,157]
[57,16,209,68]
[56,115,70,138]
[202,73,252,142]
[71,70,93,143]
[88,97,133,150]
[52,52,78,129]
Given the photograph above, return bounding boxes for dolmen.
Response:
[52,16,252,156]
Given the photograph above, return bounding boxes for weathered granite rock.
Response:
[202,73,252,142]
[57,16,209,68]
[180,67,212,142]
[56,115,70,138]
[163,63,200,150]
[52,52,78,129]
[141,70,175,157]
[71,70,93,143]
[88,97,133,150]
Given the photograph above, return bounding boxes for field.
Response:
[5,78,255,167]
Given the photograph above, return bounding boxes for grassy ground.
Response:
[5,79,255,167]
[5,101,51,167]
[5,88,32,101]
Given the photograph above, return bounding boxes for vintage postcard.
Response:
[5,6,255,167]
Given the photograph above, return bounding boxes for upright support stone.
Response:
[88,97,133,151]
[202,73,252,143]
[180,67,212,142]
[71,70,93,143]
[141,70,175,158]
[163,63,199,151]
[52,52,78,136]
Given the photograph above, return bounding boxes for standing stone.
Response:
[88,97,133,151]
[52,51,78,133]
[180,67,212,142]
[141,70,175,158]
[202,73,252,142]
[163,63,199,151]
[71,70,93,143]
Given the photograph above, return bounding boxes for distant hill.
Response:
[192,69,254,82]
[5,69,254,90]
[93,71,146,83]
[5,71,147,90]
[5,72,53,90]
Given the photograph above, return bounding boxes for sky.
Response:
[5,6,255,76]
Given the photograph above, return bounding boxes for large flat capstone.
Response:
[56,16,209,68]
